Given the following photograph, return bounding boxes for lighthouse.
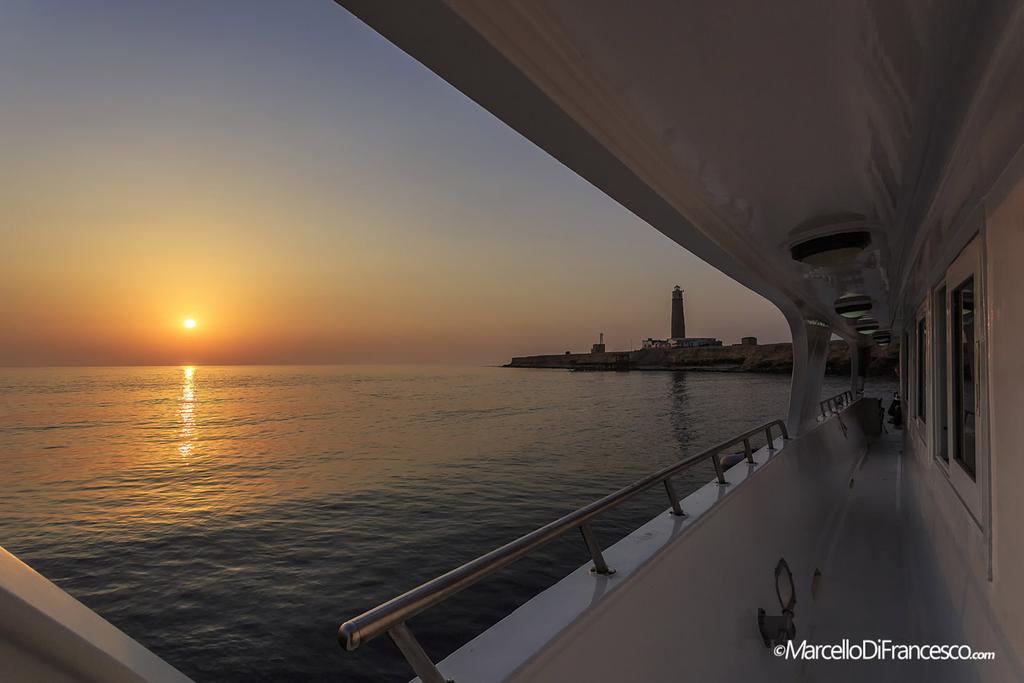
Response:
[642,287,721,349]
[671,285,686,339]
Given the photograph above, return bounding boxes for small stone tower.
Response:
[671,286,686,339]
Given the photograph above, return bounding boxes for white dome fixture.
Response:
[834,294,872,319]
[855,319,879,335]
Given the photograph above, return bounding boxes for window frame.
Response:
[941,236,987,527]
[916,314,927,424]
[932,282,949,466]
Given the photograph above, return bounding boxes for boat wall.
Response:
[0,547,193,683]
[899,143,1024,682]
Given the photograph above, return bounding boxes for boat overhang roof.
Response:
[336,0,1024,337]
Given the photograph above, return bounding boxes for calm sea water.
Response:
[0,366,869,681]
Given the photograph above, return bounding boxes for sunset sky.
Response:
[0,0,788,366]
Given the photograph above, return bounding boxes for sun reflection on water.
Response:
[179,366,195,458]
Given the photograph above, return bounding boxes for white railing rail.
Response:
[338,419,789,683]
[819,390,855,420]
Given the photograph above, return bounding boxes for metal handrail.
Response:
[338,418,789,683]
[818,390,854,420]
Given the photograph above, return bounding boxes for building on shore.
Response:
[642,336,722,349]
[590,332,606,354]
[741,336,758,345]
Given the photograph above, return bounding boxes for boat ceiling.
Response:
[338,0,1024,337]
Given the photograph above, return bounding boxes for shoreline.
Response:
[505,340,898,377]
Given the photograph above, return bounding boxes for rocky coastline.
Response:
[506,340,898,377]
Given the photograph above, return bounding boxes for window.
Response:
[934,285,948,463]
[952,276,976,479]
[942,235,984,524]
[900,332,909,402]
[916,316,926,422]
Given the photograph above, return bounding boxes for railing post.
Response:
[778,420,789,440]
[764,426,775,450]
[663,478,685,516]
[579,523,615,575]
[388,623,447,683]
[818,392,855,420]
[711,452,728,485]
[743,438,754,463]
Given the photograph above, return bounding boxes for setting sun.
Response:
[183,319,197,329]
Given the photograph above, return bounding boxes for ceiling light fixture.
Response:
[855,318,879,334]
[834,294,873,319]
[791,231,871,267]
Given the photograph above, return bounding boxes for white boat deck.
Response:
[422,399,886,683]
[799,425,987,682]
[800,426,914,681]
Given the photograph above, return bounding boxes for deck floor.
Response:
[800,426,917,681]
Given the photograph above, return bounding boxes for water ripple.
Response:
[0,365,878,682]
